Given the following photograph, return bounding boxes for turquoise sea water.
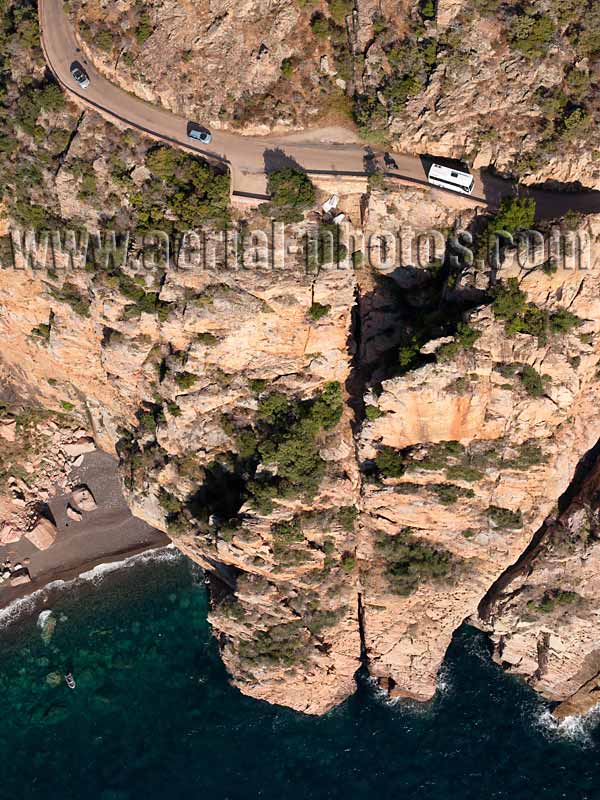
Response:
[0,550,598,800]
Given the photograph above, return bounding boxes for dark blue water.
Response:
[0,550,597,800]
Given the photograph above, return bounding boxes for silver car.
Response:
[186,122,212,145]
[70,61,90,89]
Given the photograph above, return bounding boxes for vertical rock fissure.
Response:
[357,591,368,665]
[53,110,86,178]
[478,436,600,623]
[345,285,365,424]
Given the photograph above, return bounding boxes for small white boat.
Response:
[65,673,76,689]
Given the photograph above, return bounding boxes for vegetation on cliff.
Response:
[375,529,454,595]
[260,168,316,223]
[248,381,344,511]
[0,0,229,259]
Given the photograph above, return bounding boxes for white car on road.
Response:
[70,61,90,89]
[187,122,212,145]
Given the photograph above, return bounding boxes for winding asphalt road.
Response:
[40,0,600,218]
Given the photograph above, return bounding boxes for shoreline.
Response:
[0,538,173,624]
[0,450,171,624]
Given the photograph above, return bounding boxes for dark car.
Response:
[70,61,90,89]
[186,122,212,145]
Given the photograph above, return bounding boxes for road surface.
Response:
[39,0,600,218]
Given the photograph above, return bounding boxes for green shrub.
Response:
[310,13,331,38]
[376,529,453,595]
[408,441,464,472]
[50,282,90,317]
[436,322,481,361]
[197,332,218,345]
[446,376,470,395]
[352,250,364,268]
[141,145,229,229]
[420,0,436,19]
[375,446,405,478]
[520,365,549,397]
[237,429,259,459]
[306,381,343,431]
[135,8,153,44]
[528,588,578,613]
[264,436,325,498]
[337,505,358,531]
[492,279,547,338]
[94,29,115,51]
[249,378,268,394]
[341,554,356,573]
[487,505,523,529]
[281,57,294,78]
[251,383,343,502]
[306,607,344,634]
[549,308,581,333]
[247,478,279,515]
[445,464,484,482]
[328,0,353,24]
[493,196,536,233]
[175,372,199,390]
[477,198,536,265]
[238,622,305,665]
[262,168,316,222]
[509,11,555,58]
[509,441,546,469]
[31,321,51,342]
[381,38,438,113]
[430,483,475,505]
[393,482,422,494]
[365,404,383,420]
[309,302,331,321]
[271,517,304,545]
[257,391,290,423]
[158,489,183,515]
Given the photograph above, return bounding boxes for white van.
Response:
[427,163,474,195]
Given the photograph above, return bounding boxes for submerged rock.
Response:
[37,611,57,645]
[45,672,62,688]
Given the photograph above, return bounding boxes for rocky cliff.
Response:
[66,0,353,133]
[481,448,600,720]
[0,193,364,712]
[68,0,600,185]
[5,174,600,716]
[3,0,600,719]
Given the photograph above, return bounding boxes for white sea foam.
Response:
[368,673,436,717]
[536,703,600,747]
[0,544,179,631]
[436,663,452,697]
[37,609,54,629]
[0,579,68,631]
[76,543,179,584]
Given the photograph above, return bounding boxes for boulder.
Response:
[25,518,57,551]
[71,484,97,512]
[0,419,16,442]
[10,569,31,587]
[63,439,96,458]
[66,504,83,522]
[0,524,20,544]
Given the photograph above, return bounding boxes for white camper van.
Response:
[427,163,474,195]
